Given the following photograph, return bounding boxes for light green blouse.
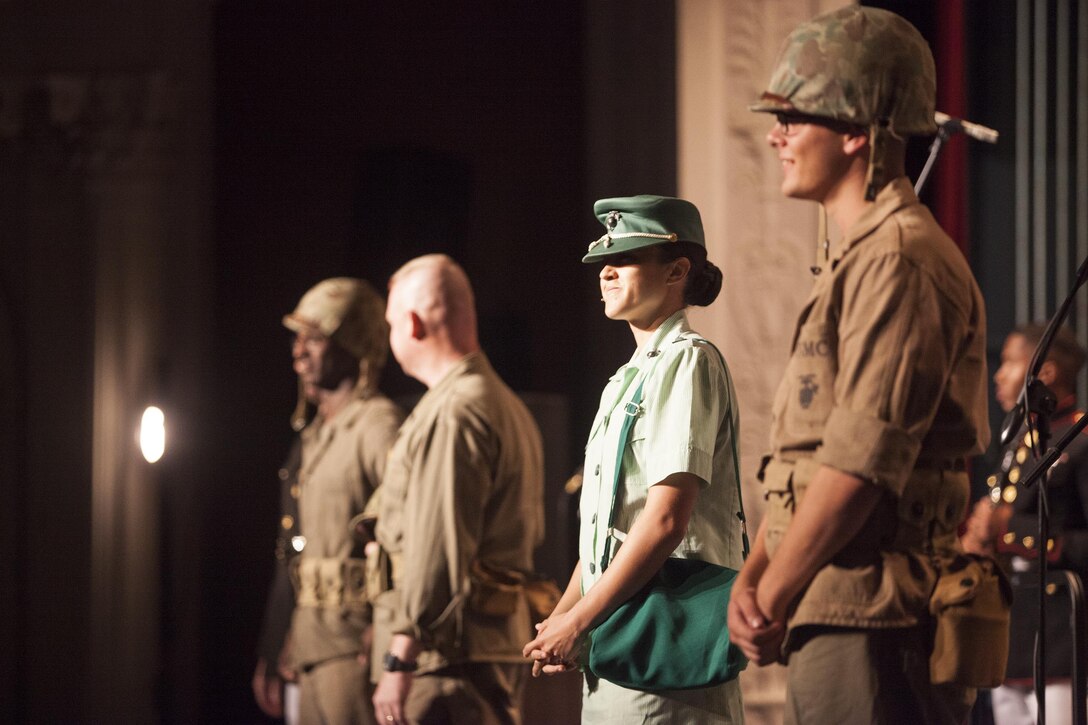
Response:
[578,310,744,595]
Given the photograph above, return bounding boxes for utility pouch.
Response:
[468,560,562,621]
[469,560,521,616]
[523,574,563,622]
[929,553,1013,687]
[365,546,393,601]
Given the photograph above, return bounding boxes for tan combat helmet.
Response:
[283,277,389,400]
[750,6,937,200]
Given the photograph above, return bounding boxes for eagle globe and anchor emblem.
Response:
[798,374,819,409]
[605,210,622,231]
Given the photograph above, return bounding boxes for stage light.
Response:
[140,406,166,463]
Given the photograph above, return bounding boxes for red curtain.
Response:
[934,0,969,256]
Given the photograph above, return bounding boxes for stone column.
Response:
[676,2,847,721]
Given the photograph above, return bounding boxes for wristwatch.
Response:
[382,652,418,673]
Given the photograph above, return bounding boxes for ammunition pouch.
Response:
[292,556,368,612]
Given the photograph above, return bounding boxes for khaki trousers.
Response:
[298,655,375,725]
[784,626,975,725]
[405,662,526,725]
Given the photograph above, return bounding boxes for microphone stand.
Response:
[1008,254,1088,724]
[914,122,953,196]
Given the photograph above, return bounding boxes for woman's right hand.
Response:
[523,562,585,676]
[523,613,584,677]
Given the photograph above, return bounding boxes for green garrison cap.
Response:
[583,195,705,263]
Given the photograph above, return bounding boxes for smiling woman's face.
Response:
[597,247,677,325]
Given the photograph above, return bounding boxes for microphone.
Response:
[999,398,1025,448]
[935,111,999,144]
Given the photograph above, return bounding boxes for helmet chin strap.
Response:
[863,117,903,201]
[811,205,830,276]
[291,377,310,432]
[354,359,377,398]
[864,120,888,201]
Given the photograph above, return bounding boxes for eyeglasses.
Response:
[773,112,864,137]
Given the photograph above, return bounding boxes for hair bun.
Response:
[686,261,722,307]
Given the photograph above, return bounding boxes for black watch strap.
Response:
[382,652,418,673]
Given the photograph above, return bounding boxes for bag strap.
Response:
[598,376,647,574]
[696,338,750,559]
[598,338,748,575]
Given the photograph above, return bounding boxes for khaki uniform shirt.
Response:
[374,352,544,674]
[762,177,990,632]
[289,393,404,668]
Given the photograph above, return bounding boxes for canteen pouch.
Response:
[928,554,1012,687]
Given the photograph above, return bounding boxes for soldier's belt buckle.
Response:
[624,402,642,417]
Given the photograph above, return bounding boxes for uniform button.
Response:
[291,535,307,552]
[589,562,596,574]
[278,467,290,481]
[290,484,301,499]
[281,514,294,530]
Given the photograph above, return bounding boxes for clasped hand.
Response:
[726,585,785,666]
[521,610,585,677]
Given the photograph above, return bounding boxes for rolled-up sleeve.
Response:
[814,252,965,494]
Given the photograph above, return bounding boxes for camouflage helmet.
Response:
[750,6,936,136]
[283,277,389,391]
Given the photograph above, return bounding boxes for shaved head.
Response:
[386,254,480,385]
[389,254,477,341]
